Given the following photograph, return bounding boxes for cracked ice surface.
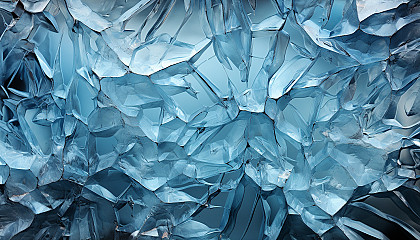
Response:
[0,0,420,239]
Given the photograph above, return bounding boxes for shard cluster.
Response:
[1,0,420,239]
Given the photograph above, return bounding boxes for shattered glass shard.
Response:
[0,0,420,239]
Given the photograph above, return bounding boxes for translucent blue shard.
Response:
[1,0,420,239]
[130,35,211,76]
[310,157,357,216]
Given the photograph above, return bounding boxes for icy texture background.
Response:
[1,0,420,239]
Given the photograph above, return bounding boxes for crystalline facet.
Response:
[0,0,420,239]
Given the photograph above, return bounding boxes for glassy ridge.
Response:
[0,0,420,239]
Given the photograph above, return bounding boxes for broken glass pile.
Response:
[1,0,420,239]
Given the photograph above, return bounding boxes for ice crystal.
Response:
[0,0,420,239]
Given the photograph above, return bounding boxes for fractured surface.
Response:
[0,0,420,239]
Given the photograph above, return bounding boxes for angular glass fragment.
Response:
[0,0,420,239]
[130,34,210,76]
[0,201,34,239]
